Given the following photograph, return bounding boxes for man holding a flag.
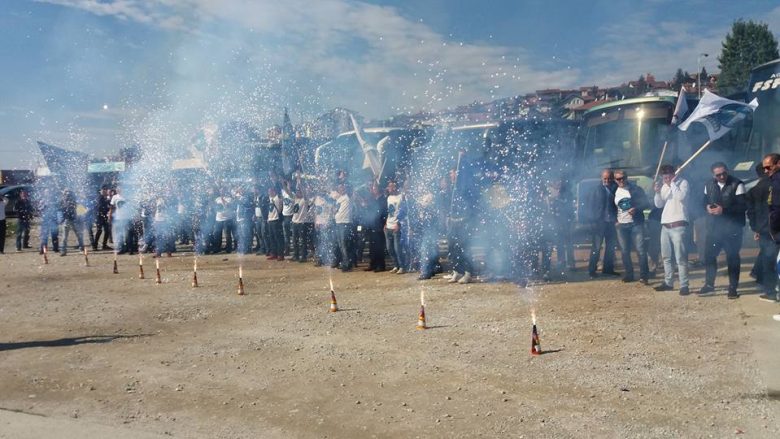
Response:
[674,90,758,299]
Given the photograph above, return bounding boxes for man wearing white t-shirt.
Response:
[281,181,295,256]
[613,170,650,284]
[266,186,285,260]
[313,191,334,267]
[384,181,406,274]
[333,183,354,271]
[110,189,129,254]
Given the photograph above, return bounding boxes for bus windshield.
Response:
[581,101,672,173]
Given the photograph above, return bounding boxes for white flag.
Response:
[671,88,688,125]
[678,89,758,141]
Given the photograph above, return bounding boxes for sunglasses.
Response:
[764,165,774,171]
[614,176,626,181]
[714,172,727,178]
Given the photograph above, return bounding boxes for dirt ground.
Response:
[1,243,779,438]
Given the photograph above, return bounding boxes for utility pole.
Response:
[697,53,709,98]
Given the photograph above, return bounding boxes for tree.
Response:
[718,19,779,95]
[671,68,686,90]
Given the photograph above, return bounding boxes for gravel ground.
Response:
[0,247,778,438]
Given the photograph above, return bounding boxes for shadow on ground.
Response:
[0,334,153,352]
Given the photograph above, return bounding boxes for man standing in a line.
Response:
[653,165,690,295]
[15,189,34,252]
[613,170,651,284]
[699,162,746,299]
[0,192,8,254]
[747,159,778,302]
[584,169,620,278]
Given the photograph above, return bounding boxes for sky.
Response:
[1,0,779,169]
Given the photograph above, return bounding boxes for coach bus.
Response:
[744,59,780,158]
[574,93,756,226]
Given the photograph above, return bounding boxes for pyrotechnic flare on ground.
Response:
[653,164,691,295]
[329,277,338,312]
[14,189,33,252]
[61,189,87,256]
[699,162,746,299]
[237,265,245,295]
[385,180,407,274]
[613,169,651,285]
[531,311,541,356]
[748,156,780,303]
[93,186,112,251]
[83,247,89,266]
[112,251,119,274]
[191,257,198,287]
[139,254,145,279]
[416,290,427,330]
[266,186,285,260]
[582,169,619,279]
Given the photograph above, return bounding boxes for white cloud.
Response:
[37,0,580,118]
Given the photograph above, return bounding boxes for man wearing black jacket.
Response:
[14,189,34,251]
[746,161,777,301]
[584,169,620,278]
[699,162,747,299]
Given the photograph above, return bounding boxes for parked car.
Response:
[1,184,34,219]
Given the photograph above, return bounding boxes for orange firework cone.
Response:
[237,277,245,295]
[329,290,338,312]
[112,259,119,274]
[192,271,199,287]
[531,324,541,356]
[139,264,145,279]
[416,305,427,330]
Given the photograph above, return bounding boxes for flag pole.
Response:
[675,140,712,175]
[653,141,668,181]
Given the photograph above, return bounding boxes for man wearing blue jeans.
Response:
[384,181,406,273]
[653,164,690,295]
[613,169,650,284]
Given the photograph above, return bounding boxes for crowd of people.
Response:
[585,153,780,314]
[2,154,780,319]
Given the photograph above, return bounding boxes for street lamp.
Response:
[697,53,709,98]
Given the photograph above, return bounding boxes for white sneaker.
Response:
[458,271,472,284]
[389,267,399,273]
[443,271,457,280]
[397,268,406,274]
[448,272,462,283]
